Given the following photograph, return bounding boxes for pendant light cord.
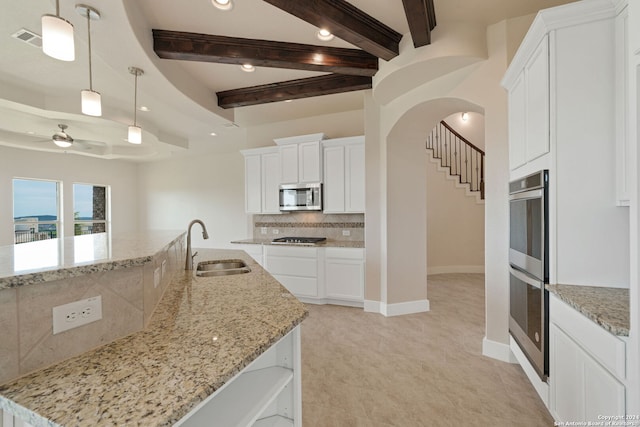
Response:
[87,13,93,91]
[133,73,138,126]
[55,0,60,16]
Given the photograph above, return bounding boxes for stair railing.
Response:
[426,120,485,200]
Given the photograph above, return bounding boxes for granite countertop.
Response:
[0,248,308,427]
[0,231,185,290]
[231,238,365,248]
[547,284,629,336]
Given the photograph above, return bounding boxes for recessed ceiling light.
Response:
[240,63,255,72]
[284,100,292,103]
[26,131,36,135]
[212,0,233,11]
[317,28,334,41]
[139,106,150,112]
[210,132,217,136]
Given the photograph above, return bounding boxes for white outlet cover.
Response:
[52,296,102,335]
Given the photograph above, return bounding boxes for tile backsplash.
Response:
[254,212,364,241]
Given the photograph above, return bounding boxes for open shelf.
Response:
[178,367,293,427]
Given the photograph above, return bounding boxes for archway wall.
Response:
[365,18,529,355]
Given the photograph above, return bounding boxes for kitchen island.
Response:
[0,245,308,426]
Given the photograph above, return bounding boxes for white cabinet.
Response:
[264,246,319,298]
[177,326,302,427]
[261,245,365,306]
[235,244,264,266]
[322,136,365,213]
[549,294,626,423]
[502,1,630,288]
[615,3,630,206]
[504,35,549,171]
[241,147,281,214]
[324,247,365,303]
[274,133,325,184]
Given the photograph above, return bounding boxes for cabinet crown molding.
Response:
[274,133,326,146]
[502,0,618,89]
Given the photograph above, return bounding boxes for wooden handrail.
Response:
[439,120,485,155]
[426,120,485,200]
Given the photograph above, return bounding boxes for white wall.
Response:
[0,146,138,246]
[137,150,247,249]
[426,161,485,274]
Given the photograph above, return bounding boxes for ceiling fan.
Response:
[52,124,74,147]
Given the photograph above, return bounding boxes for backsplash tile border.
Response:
[255,222,364,229]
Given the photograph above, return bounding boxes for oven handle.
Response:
[509,265,543,290]
[509,188,543,201]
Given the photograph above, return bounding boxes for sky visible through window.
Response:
[74,184,96,219]
[13,179,58,220]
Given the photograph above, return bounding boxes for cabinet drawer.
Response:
[265,246,317,258]
[267,257,317,277]
[550,294,625,379]
[325,247,364,260]
[273,275,318,297]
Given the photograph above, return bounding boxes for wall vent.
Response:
[11,28,43,48]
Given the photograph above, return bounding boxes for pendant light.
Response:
[42,0,75,61]
[128,67,144,144]
[77,5,101,117]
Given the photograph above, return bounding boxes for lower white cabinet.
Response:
[262,245,365,306]
[234,244,264,266]
[264,246,319,298]
[549,294,626,422]
[324,248,365,303]
[176,326,301,427]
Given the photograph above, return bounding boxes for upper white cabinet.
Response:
[322,136,365,213]
[275,133,325,184]
[504,34,550,171]
[502,0,630,288]
[241,147,281,214]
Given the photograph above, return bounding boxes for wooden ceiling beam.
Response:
[401,0,437,47]
[153,29,378,76]
[216,74,371,108]
[261,0,402,61]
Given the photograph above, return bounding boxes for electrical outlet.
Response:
[161,259,167,278]
[52,296,102,335]
[342,230,351,236]
[260,227,268,235]
[154,267,161,288]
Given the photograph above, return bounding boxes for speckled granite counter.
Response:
[0,248,308,426]
[231,238,365,248]
[547,284,629,336]
[0,231,185,289]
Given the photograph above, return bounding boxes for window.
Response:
[73,183,109,236]
[13,178,61,244]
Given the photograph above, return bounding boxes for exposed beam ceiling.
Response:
[217,74,372,108]
[153,30,379,76]
[402,0,437,47]
[261,0,403,61]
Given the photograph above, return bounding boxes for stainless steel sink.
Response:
[195,259,251,277]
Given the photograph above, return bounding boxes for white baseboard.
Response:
[482,337,518,363]
[364,300,381,313]
[427,265,485,275]
[510,336,549,408]
[365,299,430,317]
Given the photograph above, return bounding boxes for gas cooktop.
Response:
[271,237,327,245]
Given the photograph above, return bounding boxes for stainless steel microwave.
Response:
[279,183,322,211]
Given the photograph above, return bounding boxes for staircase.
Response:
[426,120,485,200]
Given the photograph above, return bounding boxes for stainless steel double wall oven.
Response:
[509,170,549,380]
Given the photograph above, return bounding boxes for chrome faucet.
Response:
[185,219,209,270]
